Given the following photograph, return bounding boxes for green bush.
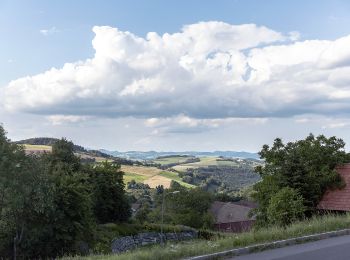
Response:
[267,187,306,227]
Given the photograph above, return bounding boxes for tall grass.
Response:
[63,213,350,260]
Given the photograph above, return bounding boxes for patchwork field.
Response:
[121,165,194,188]
[20,144,259,191]
[172,156,238,171]
[153,155,196,165]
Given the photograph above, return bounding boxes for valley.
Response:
[18,138,261,194]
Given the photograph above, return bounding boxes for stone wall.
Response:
[111,230,198,253]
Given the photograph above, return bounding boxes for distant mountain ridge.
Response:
[99,150,260,160]
[14,137,260,160]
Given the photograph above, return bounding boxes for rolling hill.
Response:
[15,137,261,192]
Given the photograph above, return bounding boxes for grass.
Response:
[121,165,195,188]
[123,172,149,184]
[153,156,195,166]
[144,175,173,188]
[23,144,52,151]
[121,165,162,177]
[158,171,195,188]
[62,214,350,260]
[172,156,236,171]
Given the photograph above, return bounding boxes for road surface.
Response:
[229,234,350,260]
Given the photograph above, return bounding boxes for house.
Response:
[317,164,350,212]
[209,201,256,233]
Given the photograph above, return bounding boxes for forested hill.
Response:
[15,137,87,152]
[15,137,115,160]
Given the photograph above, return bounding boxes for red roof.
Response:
[317,164,350,211]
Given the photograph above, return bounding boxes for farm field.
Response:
[123,172,149,184]
[172,156,238,171]
[23,144,52,151]
[158,171,195,188]
[153,155,195,165]
[121,165,163,177]
[121,165,192,188]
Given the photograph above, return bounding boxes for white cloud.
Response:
[322,122,350,129]
[4,21,350,121]
[295,118,311,123]
[46,115,89,125]
[145,115,268,134]
[40,26,59,36]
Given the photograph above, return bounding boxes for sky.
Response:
[1,0,350,152]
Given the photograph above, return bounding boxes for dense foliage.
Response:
[148,183,214,229]
[180,163,260,194]
[0,126,131,258]
[253,134,350,227]
[267,187,306,227]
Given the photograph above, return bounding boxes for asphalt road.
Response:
[229,234,350,260]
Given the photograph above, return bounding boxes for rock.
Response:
[111,230,198,253]
[111,236,137,253]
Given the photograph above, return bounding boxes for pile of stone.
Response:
[111,230,197,253]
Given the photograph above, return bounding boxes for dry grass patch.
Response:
[121,165,162,177]
[144,175,172,188]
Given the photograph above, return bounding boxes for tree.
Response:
[0,126,53,259]
[253,134,349,226]
[159,187,214,229]
[37,138,95,257]
[0,127,132,258]
[267,187,305,227]
[86,161,131,223]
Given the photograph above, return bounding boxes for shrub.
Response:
[267,187,306,227]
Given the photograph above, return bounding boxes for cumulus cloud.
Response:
[145,115,268,134]
[4,21,350,121]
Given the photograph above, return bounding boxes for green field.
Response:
[153,156,195,165]
[121,165,192,188]
[172,156,237,171]
[158,171,195,188]
[123,172,149,184]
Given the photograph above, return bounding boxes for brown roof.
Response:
[210,201,255,224]
[317,164,350,211]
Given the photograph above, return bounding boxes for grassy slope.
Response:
[63,214,350,260]
[158,171,195,188]
[153,156,195,165]
[121,165,191,189]
[172,156,237,171]
[23,144,52,151]
[123,172,149,184]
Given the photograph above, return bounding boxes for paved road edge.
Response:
[186,229,350,260]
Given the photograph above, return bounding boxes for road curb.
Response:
[186,229,350,260]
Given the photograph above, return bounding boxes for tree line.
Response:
[0,126,130,258]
